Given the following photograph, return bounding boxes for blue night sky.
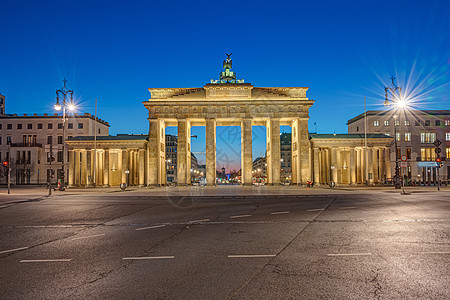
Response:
[1,0,449,171]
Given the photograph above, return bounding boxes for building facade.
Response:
[348,110,450,183]
[0,95,109,185]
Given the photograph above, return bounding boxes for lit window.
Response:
[394,120,400,126]
[447,148,450,159]
[420,132,436,144]
[373,121,379,127]
[405,133,411,141]
[384,120,389,126]
[446,132,450,141]
[420,148,436,161]
[396,133,400,141]
[445,120,450,126]
[405,120,410,126]
[406,148,411,159]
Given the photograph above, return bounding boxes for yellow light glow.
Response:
[54,104,62,111]
[68,104,75,111]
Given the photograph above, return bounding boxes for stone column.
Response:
[379,148,385,184]
[267,118,281,185]
[330,148,337,184]
[368,148,374,185]
[74,151,80,186]
[313,147,320,185]
[356,148,361,184]
[372,148,379,184]
[97,151,103,186]
[206,119,216,186]
[385,147,392,180]
[350,148,356,185]
[122,150,128,184]
[139,149,145,187]
[81,151,87,186]
[336,149,342,184]
[241,119,253,186]
[148,119,165,186]
[103,149,110,187]
[177,119,191,185]
[86,150,92,187]
[68,150,75,187]
[129,150,135,185]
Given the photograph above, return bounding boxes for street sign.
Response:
[418,162,439,167]
[400,162,407,167]
[433,139,442,147]
[401,155,407,161]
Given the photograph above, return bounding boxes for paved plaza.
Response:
[0,186,449,299]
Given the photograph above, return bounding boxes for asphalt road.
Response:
[0,187,449,299]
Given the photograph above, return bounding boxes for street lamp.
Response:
[392,115,401,189]
[54,79,75,191]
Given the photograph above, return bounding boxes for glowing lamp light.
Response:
[54,103,62,111]
[68,103,76,111]
[396,99,407,108]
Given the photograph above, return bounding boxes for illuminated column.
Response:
[368,148,374,185]
[74,151,80,186]
[68,150,75,187]
[241,118,253,186]
[206,119,216,186]
[177,119,191,185]
[336,148,341,184]
[86,150,92,187]
[81,150,87,186]
[350,148,356,185]
[148,119,165,186]
[103,149,110,187]
[379,148,385,184]
[313,147,320,185]
[372,148,379,184]
[122,149,128,184]
[266,118,281,185]
[385,147,392,180]
[331,148,337,184]
[139,149,145,187]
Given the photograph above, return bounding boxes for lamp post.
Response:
[384,76,405,189]
[54,79,75,191]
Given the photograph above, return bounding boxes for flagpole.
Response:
[364,97,368,186]
[93,98,97,187]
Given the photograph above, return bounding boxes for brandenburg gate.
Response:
[145,55,314,186]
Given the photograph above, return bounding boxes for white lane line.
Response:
[122,256,174,260]
[228,254,277,258]
[0,246,29,254]
[230,214,251,219]
[20,259,72,263]
[135,225,166,231]
[418,251,450,254]
[71,233,106,241]
[306,208,325,212]
[189,219,210,223]
[340,206,357,210]
[270,211,290,215]
[327,253,372,257]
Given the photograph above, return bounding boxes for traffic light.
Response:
[436,158,443,168]
[2,161,8,168]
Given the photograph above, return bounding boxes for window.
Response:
[57,136,63,144]
[47,136,52,145]
[7,136,12,144]
[17,124,22,129]
[68,123,73,129]
[405,120,410,126]
[446,132,450,141]
[420,132,436,143]
[425,120,430,126]
[384,120,389,126]
[38,123,43,129]
[356,126,359,132]
[397,148,401,159]
[58,123,63,129]
[57,151,63,162]
[7,124,12,129]
[27,124,32,129]
[0,124,2,129]
[445,120,450,126]
[420,148,436,161]
[415,121,420,126]
[48,123,53,129]
[394,120,400,126]
[447,148,450,159]
[406,148,411,159]
[396,133,400,141]
[78,123,83,129]
[405,133,411,142]
[435,120,441,126]
[373,121,379,127]
[98,128,101,134]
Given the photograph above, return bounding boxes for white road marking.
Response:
[340,206,357,210]
[230,215,251,219]
[71,233,106,241]
[270,211,290,215]
[0,205,13,209]
[20,259,72,263]
[228,254,277,258]
[327,253,372,257]
[0,246,29,254]
[122,256,174,260]
[189,219,210,223]
[418,251,450,254]
[135,225,166,231]
[306,208,325,212]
